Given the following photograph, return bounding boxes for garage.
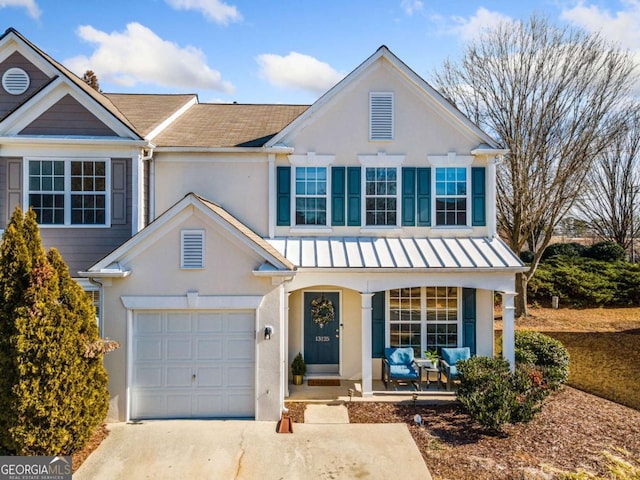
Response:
[131,310,255,419]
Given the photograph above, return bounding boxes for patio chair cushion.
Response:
[385,347,414,366]
[389,364,419,379]
[445,365,458,379]
[441,347,470,367]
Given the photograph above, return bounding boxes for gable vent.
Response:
[370,92,394,141]
[181,230,205,269]
[2,68,30,95]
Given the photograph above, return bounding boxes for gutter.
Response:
[153,145,294,154]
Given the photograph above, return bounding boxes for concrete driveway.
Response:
[74,420,432,479]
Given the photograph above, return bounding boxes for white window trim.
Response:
[385,287,463,356]
[369,91,394,141]
[360,165,402,229]
[23,157,111,228]
[291,165,331,228]
[288,152,335,167]
[180,229,205,270]
[431,165,471,228]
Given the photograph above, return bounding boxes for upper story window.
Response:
[369,92,394,141]
[365,167,397,226]
[435,167,467,226]
[28,159,108,226]
[295,167,327,225]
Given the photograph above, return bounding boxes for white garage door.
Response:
[131,310,255,419]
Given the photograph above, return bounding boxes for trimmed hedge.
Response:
[528,256,640,307]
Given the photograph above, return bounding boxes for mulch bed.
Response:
[71,423,109,473]
[287,386,640,479]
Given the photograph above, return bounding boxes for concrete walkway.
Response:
[304,403,350,424]
[74,420,432,479]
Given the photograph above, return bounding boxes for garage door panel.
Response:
[135,339,162,361]
[166,339,192,360]
[227,338,253,359]
[197,313,224,332]
[196,339,222,360]
[132,310,255,419]
[167,313,192,333]
[166,367,192,387]
[135,313,162,333]
[135,367,163,387]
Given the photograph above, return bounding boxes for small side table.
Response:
[415,359,441,390]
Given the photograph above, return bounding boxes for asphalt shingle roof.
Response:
[151,103,309,148]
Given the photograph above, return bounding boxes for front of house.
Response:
[0,28,525,423]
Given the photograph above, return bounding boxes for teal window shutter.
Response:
[462,288,476,356]
[471,167,486,226]
[371,291,385,358]
[331,167,346,226]
[276,166,291,226]
[417,167,431,226]
[347,166,361,226]
[402,167,416,226]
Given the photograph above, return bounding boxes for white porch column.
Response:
[361,293,374,396]
[501,292,517,371]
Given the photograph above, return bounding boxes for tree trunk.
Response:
[515,272,528,317]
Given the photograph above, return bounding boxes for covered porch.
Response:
[270,236,527,399]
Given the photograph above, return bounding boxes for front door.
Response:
[304,292,340,372]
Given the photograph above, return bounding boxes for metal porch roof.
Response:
[265,236,525,270]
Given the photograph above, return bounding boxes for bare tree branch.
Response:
[433,14,638,315]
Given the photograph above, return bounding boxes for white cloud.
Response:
[439,7,514,41]
[401,0,423,16]
[165,0,241,25]
[0,0,41,19]
[64,23,234,93]
[561,1,640,51]
[256,52,344,94]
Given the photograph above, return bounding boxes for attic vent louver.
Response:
[369,92,393,140]
[2,68,30,95]
[181,230,205,269]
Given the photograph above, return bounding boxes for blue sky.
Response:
[2,0,639,104]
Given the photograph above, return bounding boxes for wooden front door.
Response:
[303,292,340,369]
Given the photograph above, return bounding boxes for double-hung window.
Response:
[435,167,467,226]
[295,167,327,226]
[365,167,397,226]
[28,159,108,226]
[388,286,460,357]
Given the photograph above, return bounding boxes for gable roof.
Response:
[151,103,309,148]
[266,45,499,148]
[1,28,140,138]
[82,192,294,276]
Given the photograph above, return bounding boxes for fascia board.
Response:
[0,34,59,77]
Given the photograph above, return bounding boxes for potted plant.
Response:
[291,352,306,385]
[424,350,439,368]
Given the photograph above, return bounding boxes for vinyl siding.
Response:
[20,94,117,136]
[0,51,51,120]
[1,157,133,276]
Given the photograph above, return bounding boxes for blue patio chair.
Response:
[440,347,471,391]
[382,347,420,390]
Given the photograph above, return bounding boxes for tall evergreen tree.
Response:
[0,208,110,455]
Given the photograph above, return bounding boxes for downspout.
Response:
[88,277,104,338]
[140,148,154,225]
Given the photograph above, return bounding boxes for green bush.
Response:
[0,208,110,455]
[519,250,534,263]
[456,356,547,432]
[583,241,626,262]
[541,242,586,261]
[528,256,640,307]
[515,330,570,390]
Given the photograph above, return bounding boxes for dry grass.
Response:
[497,307,640,411]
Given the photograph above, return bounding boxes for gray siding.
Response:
[20,94,117,136]
[1,157,133,276]
[0,51,51,120]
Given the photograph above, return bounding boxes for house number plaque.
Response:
[315,335,330,342]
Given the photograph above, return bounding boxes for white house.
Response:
[0,29,525,422]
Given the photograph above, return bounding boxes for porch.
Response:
[286,378,457,404]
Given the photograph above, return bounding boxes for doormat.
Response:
[308,379,341,387]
